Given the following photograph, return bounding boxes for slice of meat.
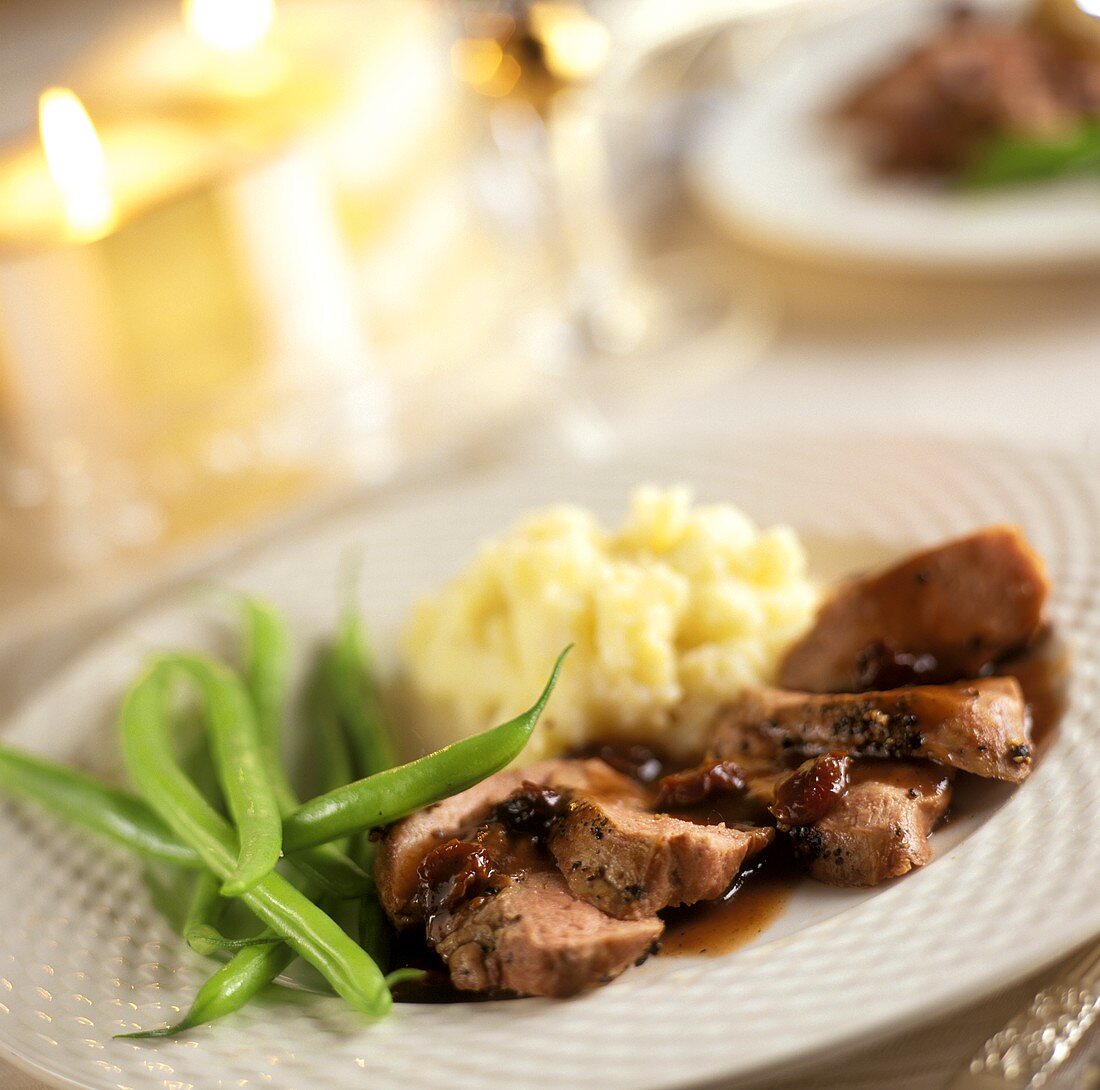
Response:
[436,870,663,998]
[713,677,1033,783]
[375,757,668,997]
[375,758,646,927]
[781,762,953,886]
[548,799,773,919]
[779,526,1049,693]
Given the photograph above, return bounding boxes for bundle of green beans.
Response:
[0,593,568,1038]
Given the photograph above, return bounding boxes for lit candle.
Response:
[0,80,387,564]
[37,89,116,241]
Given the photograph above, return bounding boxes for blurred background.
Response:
[1,0,1099,702]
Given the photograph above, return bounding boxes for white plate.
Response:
[0,433,1098,1090]
[688,0,1100,272]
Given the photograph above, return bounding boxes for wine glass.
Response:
[445,0,781,457]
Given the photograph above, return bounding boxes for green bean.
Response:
[119,667,390,1020]
[162,653,283,896]
[237,598,372,897]
[357,895,391,971]
[239,596,292,767]
[963,122,1100,188]
[157,870,346,1038]
[323,611,397,873]
[0,741,368,898]
[350,836,392,968]
[306,659,355,798]
[176,748,244,953]
[143,865,200,936]
[330,612,398,778]
[186,924,281,958]
[282,847,371,898]
[119,936,295,1039]
[0,746,200,867]
[156,870,323,1037]
[182,872,222,947]
[282,647,569,853]
[384,968,428,989]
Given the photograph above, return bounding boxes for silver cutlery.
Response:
[949,940,1100,1089]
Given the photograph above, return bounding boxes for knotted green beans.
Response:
[2,645,568,876]
[120,667,390,1019]
[282,646,570,853]
[3,636,570,1036]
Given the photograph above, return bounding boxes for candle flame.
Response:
[183,0,276,53]
[38,87,117,241]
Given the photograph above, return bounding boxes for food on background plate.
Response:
[0,501,1065,1022]
[402,486,818,762]
[836,4,1100,186]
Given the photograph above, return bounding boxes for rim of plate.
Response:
[0,432,1097,1090]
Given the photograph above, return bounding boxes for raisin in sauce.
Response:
[770,753,851,826]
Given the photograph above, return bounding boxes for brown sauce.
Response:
[386,939,492,1005]
[389,861,799,998]
[848,757,951,794]
[659,852,799,958]
[994,630,1069,753]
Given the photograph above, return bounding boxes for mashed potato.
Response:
[401,487,818,761]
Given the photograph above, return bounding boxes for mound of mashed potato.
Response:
[401,487,818,761]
